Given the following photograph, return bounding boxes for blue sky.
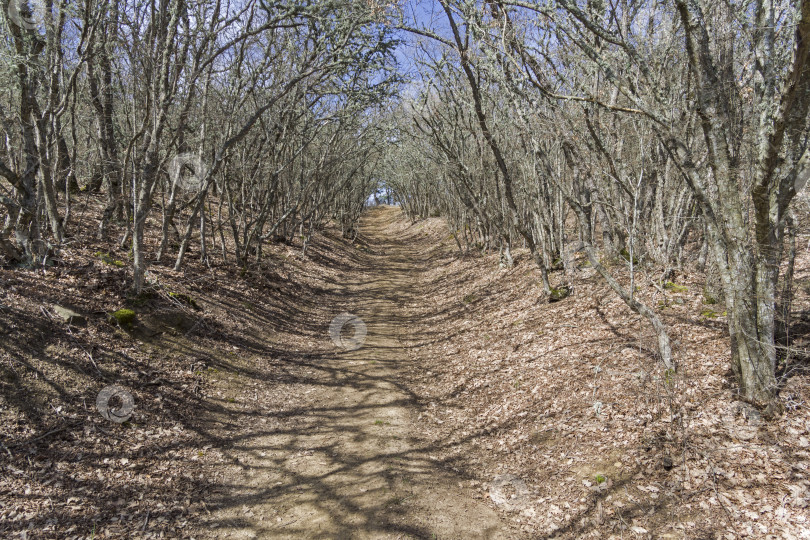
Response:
[392,0,453,78]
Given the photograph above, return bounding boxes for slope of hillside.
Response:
[1,206,809,539]
[391,211,810,538]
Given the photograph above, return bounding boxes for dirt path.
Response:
[199,207,511,539]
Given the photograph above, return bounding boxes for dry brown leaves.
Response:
[2,206,809,539]
[391,215,810,539]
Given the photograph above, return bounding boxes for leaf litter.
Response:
[1,206,809,538]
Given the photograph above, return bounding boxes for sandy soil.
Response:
[196,206,513,539]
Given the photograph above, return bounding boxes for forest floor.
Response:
[193,207,510,538]
[2,205,810,539]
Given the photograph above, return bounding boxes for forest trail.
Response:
[199,206,511,539]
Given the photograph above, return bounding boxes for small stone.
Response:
[730,400,762,426]
[489,474,530,512]
[549,286,570,302]
[52,304,87,326]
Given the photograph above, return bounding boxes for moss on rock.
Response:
[111,308,136,326]
[664,281,688,293]
[700,308,726,319]
[549,286,570,302]
[95,251,126,267]
[620,248,640,265]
